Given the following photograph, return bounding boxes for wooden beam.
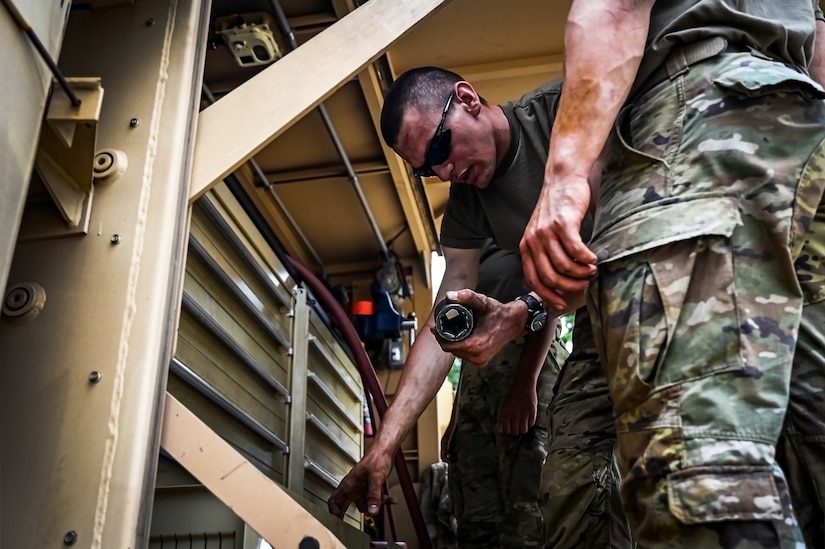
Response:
[189,0,451,203]
[161,393,347,549]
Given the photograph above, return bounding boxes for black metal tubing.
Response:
[1,0,81,107]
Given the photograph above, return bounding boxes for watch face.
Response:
[530,311,548,332]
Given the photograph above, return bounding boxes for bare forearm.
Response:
[371,246,480,455]
[511,317,558,389]
[548,0,653,182]
[372,319,455,453]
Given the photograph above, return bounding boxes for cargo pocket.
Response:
[590,194,741,264]
[713,59,825,101]
[667,467,783,525]
[590,197,744,414]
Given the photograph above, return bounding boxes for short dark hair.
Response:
[380,67,464,148]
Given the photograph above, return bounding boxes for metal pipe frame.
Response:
[268,0,390,260]
[286,286,311,491]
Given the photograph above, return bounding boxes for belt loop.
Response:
[668,36,729,80]
[666,49,690,79]
[631,36,730,100]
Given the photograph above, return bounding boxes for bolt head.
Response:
[89,371,101,383]
[2,282,46,322]
[93,151,115,174]
[129,118,139,128]
[111,234,121,244]
[64,530,78,545]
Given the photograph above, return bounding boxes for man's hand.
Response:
[328,448,393,518]
[520,173,597,311]
[432,289,524,366]
[498,383,537,435]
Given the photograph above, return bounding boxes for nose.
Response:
[433,162,452,182]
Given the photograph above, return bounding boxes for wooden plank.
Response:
[189,0,451,202]
[161,393,347,549]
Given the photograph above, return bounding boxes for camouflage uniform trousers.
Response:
[777,224,825,548]
[448,335,564,548]
[540,308,633,549]
[586,49,825,548]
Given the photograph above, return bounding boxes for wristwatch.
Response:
[516,293,548,333]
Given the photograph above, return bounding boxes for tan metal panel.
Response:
[0,0,72,298]
[181,268,290,375]
[0,0,210,547]
[173,188,298,481]
[175,181,367,536]
[174,332,287,432]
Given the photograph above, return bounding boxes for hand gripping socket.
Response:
[433,299,475,342]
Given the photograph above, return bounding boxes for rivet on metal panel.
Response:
[146,18,155,27]
[63,530,78,545]
[89,371,101,383]
[129,118,139,128]
[2,282,46,322]
[111,234,121,244]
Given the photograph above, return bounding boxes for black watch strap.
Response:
[516,293,548,332]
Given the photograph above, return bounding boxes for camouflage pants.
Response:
[449,339,561,549]
[778,276,825,545]
[588,50,825,548]
[541,309,633,549]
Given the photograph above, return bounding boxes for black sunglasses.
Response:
[413,93,454,178]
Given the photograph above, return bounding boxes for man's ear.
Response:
[454,81,482,116]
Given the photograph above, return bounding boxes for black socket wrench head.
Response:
[433,299,475,342]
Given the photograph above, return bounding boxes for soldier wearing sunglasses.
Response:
[328,66,632,548]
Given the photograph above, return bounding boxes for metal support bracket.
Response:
[34,77,104,231]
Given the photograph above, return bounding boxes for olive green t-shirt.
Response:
[635,0,823,93]
[476,241,529,302]
[440,80,561,252]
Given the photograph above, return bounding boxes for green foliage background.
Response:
[559,312,575,351]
